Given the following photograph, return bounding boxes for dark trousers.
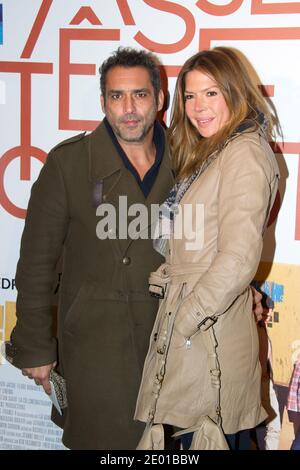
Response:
[288,411,300,450]
[291,428,300,450]
[180,429,251,450]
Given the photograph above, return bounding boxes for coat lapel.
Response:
[88,122,174,250]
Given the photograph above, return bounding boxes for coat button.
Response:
[122,256,131,265]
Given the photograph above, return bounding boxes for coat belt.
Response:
[149,262,208,299]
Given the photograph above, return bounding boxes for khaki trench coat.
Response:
[11,122,174,449]
[135,130,280,434]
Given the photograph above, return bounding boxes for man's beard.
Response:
[110,112,156,143]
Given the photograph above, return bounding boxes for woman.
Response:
[134,47,280,450]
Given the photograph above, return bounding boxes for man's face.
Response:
[101,66,163,144]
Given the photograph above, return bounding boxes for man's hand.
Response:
[22,362,56,395]
[250,286,263,322]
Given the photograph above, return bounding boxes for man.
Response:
[9,47,173,450]
[8,47,262,450]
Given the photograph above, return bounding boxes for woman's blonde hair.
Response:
[168,46,275,180]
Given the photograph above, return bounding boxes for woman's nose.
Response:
[194,96,207,112]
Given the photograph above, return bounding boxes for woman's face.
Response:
[184,69,230,138]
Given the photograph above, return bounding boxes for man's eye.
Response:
[136,92,147,98]
[111,94,121,100]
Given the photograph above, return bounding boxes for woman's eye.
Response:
[184,94,193,101]
[207,91,217,97]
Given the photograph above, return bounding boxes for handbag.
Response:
[173,415,229,450]
[190,416,229,450]
[136,423,164,450]
[172,326,229,450]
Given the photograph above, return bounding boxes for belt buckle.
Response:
[149,284,165,299]
[197,315,217,331]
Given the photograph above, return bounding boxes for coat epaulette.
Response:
[51,132,86,152]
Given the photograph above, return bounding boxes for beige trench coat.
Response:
[135,130,279,434]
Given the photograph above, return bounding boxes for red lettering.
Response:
[196,0,243,16]
[272,142,300,241]
[59,28,120,132]
[70,7,102,25]
[0,62,53,218]
[251,0,300,15]
[116,0,136,25]
[159,65,182,123]
[21,0,53,59]
[134,0,195,53]
[271,142,300,155]
[199,27,300,49]
[258,85,274,97]
[162,65,181,78]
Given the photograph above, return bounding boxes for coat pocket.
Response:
[62,284,89,334]
[61,283,126,336]
[171,292,203,349]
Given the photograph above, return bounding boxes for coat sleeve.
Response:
[179,136,279,330]
[10,150,69,368]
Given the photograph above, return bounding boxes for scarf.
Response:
[153,113,268,257]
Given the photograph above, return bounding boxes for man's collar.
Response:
[88,121,124,181]
[88,118,166,181]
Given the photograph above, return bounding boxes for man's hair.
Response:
[99,47,161,103]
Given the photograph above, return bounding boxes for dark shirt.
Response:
[103,118,164,198]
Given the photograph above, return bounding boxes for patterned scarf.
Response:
[153,113,268,257]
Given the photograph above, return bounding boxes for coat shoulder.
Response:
[228,130,263,148]
[49,132,89,170]
[222,130,279,177]
[51,132,87,153]
[227,130,272,157]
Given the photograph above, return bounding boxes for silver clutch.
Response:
[49,369,68,410]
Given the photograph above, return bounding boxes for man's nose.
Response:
[124,95,135,113]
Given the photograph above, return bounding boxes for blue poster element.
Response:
[253,280,284,303]
[0,5,3,45]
